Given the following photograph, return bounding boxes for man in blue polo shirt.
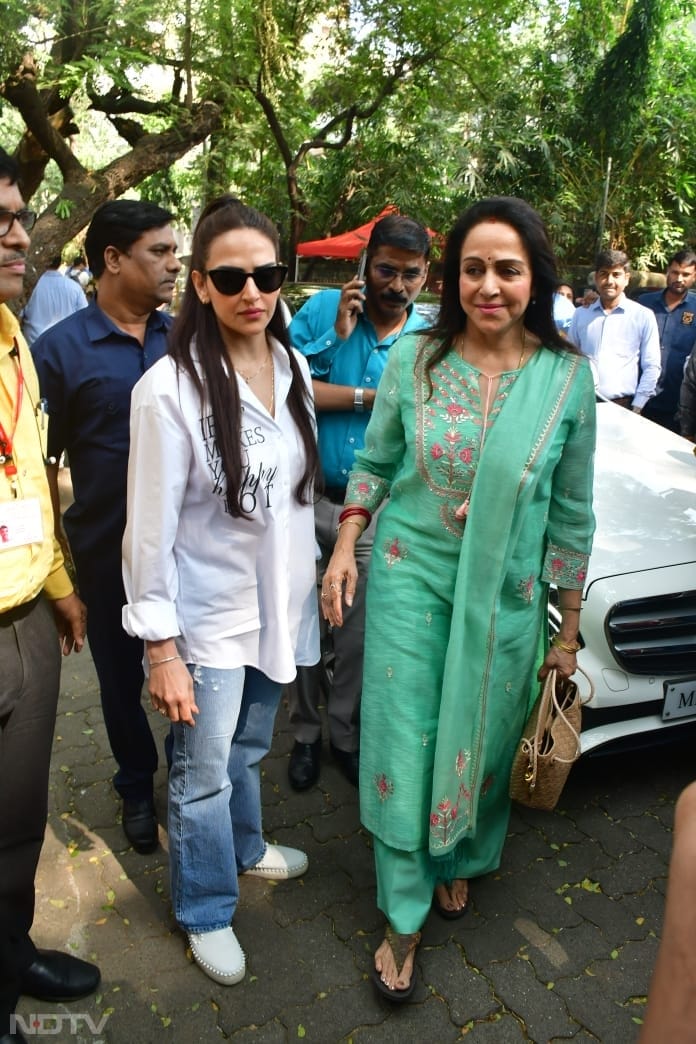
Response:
[32,201,181,854]
[640,249,696,432]
[287,214,431,790]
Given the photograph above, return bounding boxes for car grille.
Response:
[606,590,696,676]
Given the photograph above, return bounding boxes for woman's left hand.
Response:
[538,645,577,681]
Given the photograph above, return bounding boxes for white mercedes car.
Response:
[549,401,696,753]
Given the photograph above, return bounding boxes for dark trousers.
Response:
[641,402,679,433]
[74,552,157,802]
[287,495,383,752]
[0,596,60,1032]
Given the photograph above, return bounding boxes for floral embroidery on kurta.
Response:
[416,352,520,537]
[429,784,472,846]
[517,574,536,603]
[541,541,590,589]
[383,536,407,567]
[374,773,394,801]
[455,749,469,777]
[346,473,388,507]
[429,750,472,846]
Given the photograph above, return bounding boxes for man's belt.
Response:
[609,395,633,409]
[0,593,41,627]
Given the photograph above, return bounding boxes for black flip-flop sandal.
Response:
[371,926,421,1003]
[432,881,469,920]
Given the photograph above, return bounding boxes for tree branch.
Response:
[88,84,177,117]
[21,101,224,294]
[3,56,85,184]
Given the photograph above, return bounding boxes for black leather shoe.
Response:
[1,1031,28,1043]
[330,743,359,787]
[288,740,321,791]
[20,949,100,1002]
[122,798,158,853]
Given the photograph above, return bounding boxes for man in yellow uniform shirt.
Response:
[0,147,99,1044]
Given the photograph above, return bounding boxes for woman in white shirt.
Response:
[122,197,320,986]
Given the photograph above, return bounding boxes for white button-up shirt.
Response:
[122,338,319,684]
[568,294,661,408]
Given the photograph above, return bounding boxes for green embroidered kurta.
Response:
[347,335,596,873]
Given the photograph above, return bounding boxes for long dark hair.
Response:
[169,196,319,517]
[423,196,577,383]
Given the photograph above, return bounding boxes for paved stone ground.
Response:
[15,639,694,1044]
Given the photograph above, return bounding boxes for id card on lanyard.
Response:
[0,497,43,548]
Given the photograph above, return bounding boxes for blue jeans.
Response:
[168,665,281,933]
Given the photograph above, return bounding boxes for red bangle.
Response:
[338,506,372,526]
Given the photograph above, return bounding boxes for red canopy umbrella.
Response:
[296,206,398,262]
[294,206,441,280]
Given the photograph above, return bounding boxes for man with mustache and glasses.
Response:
[32,201,181,855]
[287,214,430,790]
[639,249,696,433]
[0,146,99,1044]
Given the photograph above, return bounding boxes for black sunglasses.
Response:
[205,264,288,296]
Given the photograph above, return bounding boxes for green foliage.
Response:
[54,198,74,219]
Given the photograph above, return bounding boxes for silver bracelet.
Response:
[149,654,181,668]
[354,386,365,412]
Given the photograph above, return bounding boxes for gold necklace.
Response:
[456,329,527,375]
[236,350,271,384]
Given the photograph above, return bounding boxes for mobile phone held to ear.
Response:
[356,251,367,282]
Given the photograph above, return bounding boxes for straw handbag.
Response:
[509,667,593,811]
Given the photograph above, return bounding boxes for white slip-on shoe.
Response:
[243,843,308,880]
[188,927,245,985]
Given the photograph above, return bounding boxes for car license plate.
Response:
[662,678,696,720]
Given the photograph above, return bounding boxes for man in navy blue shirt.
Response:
[33,201,181,854]
[640,249,696,432]
[287,214,431,790]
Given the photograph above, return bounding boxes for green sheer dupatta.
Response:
[428,348,583,858]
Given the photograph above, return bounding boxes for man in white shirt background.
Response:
[568,249,661,413]
[21,256,87,345]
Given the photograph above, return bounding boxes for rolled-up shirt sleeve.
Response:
[288,291,346,378]
[122,368,190,641]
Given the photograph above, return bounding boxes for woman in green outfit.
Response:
[321,197,597,1001]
